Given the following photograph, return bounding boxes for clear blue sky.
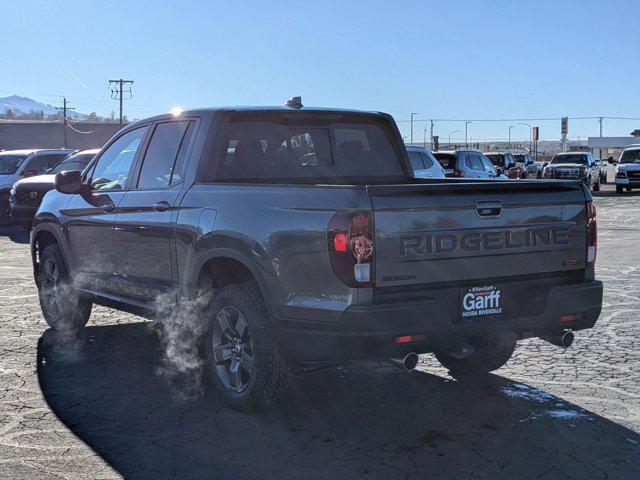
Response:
[3,0,639,142]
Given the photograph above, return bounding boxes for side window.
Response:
[480,155,496,173]
[137,121,193,189]
[464,156,473,169]
[171,122,196,185]
[468,155,484,171]
[24,155,48,174]
[420,152,434,169]
[44,154,68,168]
[408,151,425,171]
[90,126,149,191]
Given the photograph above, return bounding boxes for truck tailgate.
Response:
[369,181,588,288]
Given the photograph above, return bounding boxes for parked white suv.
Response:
[615,145,640,193]
[406,146,445,179]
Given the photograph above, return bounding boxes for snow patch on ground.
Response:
[501,383,555,403]
[502,383,594,423]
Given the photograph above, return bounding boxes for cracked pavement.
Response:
[0,184,639,479]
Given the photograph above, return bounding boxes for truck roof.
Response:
[127,106,388,129]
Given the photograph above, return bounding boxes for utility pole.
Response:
[56,97,75,149]
[109,78,134,128]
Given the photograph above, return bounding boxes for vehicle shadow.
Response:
[37,323,640,479]
[0,225,29,243]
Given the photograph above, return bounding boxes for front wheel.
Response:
[434,334,516,375]
[616,185,624,194]
[593,178,600,191]
[206,282,293,411]
[37,244,92,331]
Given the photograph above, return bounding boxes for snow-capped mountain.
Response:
[0,95,85,119]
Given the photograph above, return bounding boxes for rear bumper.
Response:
[280,280,603,361]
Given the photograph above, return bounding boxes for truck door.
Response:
[114,119,196,302]
[64,125,150,295]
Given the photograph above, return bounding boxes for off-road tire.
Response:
[434,334,516,375]
[206,281,293,411]
[616,185,624,194]
[38,244,92,332]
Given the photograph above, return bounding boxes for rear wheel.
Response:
[593,178,600,191]
[206,281,292,411]
[37,244,92,331]
[434,334,516,375]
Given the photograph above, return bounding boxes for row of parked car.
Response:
[0,142,635,231]
[407,146,610,192]
[0,149,99,228]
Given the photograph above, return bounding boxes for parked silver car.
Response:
[406,146,445,179]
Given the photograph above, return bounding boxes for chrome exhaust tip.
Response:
[403,352,419,371]
[540,329,574,348]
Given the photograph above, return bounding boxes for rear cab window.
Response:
[210,112,407,184]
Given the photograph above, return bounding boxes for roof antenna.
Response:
[284,96,303,109]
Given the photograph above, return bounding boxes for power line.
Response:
[108,79,134,127]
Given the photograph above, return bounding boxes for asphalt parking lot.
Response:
[0,184,638,480]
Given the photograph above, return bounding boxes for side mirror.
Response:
[23,169,38,177]
[543,162,549,168]
[55,170,83,194]
[608,159,617,165]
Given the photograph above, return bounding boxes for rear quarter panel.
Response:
[176,183,372,322]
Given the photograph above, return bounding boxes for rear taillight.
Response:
[586,201,597,267]
[328,212,374,287]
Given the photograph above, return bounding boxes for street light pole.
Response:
[465,121,471,148]
[423,125,427,148]
[410,113,418,144]
[508,125,515,148]
[448,130,460,147]
[430,119,435,151]
[519,123,532,153]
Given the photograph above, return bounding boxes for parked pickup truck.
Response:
[31,101,603,411]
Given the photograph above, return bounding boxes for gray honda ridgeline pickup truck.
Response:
[31,102,602,411]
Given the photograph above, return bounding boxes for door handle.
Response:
[153,201,171,212]
[101,203,115,213]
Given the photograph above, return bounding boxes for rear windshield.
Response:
[0,153,28,175]
[551,154,587,165]
[212,112,406,183]
[433,153,456,169]
[620,149,640,164]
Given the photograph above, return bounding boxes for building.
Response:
[587,136,640,160]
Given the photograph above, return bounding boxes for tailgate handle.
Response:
[476,200,502,217]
